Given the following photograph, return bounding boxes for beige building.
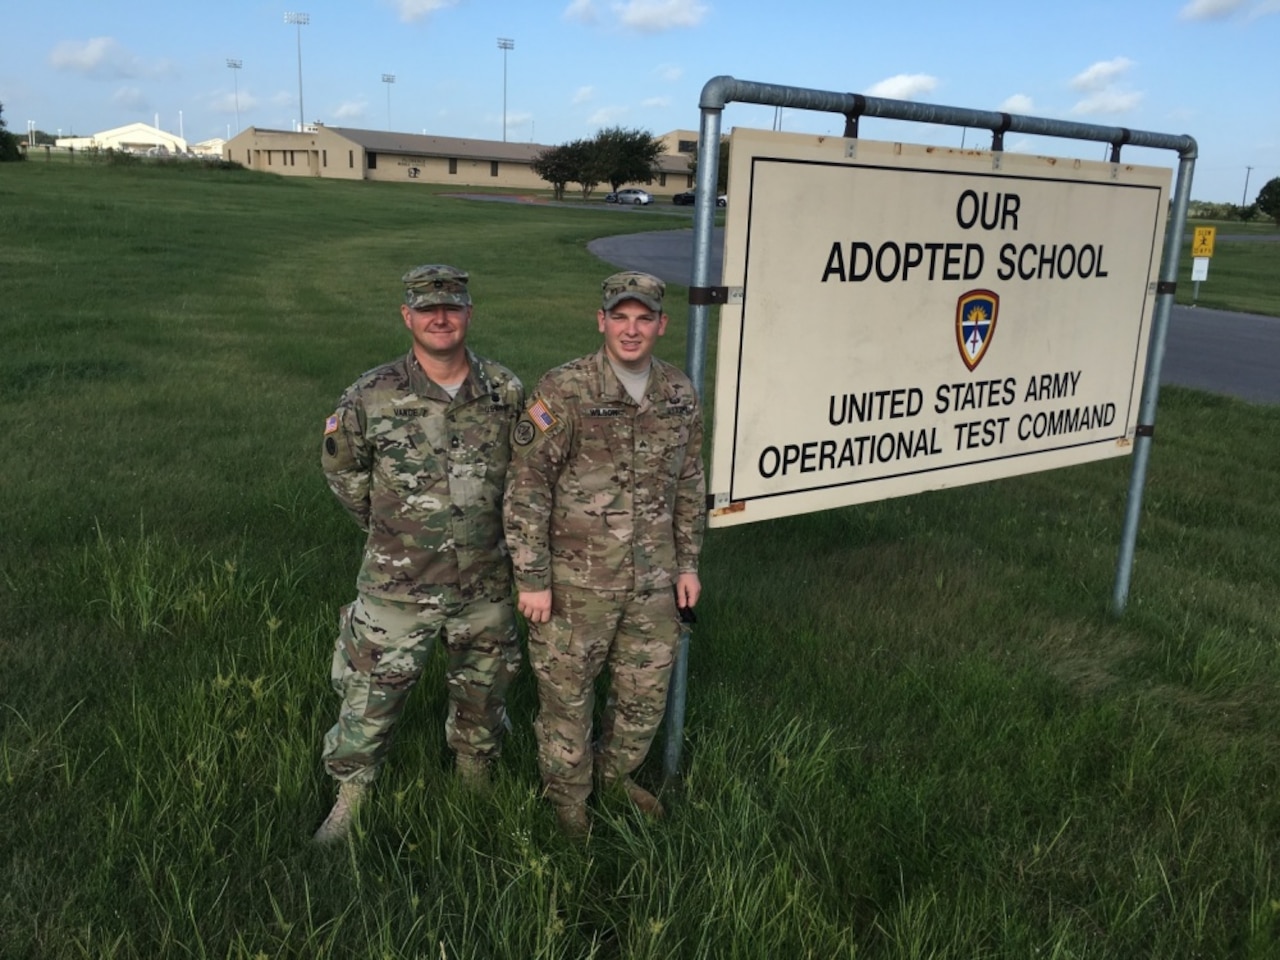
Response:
[56,121,188,155]
[222,125,696,197]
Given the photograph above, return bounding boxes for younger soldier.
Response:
[314,264,524,844]
[504,270,705,835]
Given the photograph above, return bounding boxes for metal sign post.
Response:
[662,75,1197,781]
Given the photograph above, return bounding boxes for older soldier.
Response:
[314,264,524,844]
[504,270,705,835]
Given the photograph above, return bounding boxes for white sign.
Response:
[708,129,1172,527]
[1191,257,1209,282]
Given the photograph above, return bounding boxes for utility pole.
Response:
[285,12,310,130]
[382,74,396,131]
[497,38,514,142]
[1242,166,1253,207]
[227,59,243,133]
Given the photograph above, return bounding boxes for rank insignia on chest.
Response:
[528,398,558,432]
[324,414,339,435]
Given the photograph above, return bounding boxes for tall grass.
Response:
[2,161,1279,958]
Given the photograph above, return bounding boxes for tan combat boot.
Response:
[553,801,591,838]
[313,781,367,844]
[455,754,491,789]
[618,778,665,818]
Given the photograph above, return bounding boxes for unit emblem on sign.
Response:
[955,289,999,371]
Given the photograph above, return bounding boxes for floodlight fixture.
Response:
[382,74,396,131]
[227,59,243,133]
[284,12,310,130]
[497,38,514,142]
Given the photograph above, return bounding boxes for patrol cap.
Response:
[402,264,471,309]
[601,270,665,313]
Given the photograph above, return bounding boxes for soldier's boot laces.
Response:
[554,801,591,838]
[619,778,665,818]
[455,754,491,789]
[313,781,367,844]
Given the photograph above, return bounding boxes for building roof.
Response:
[325,127,690,174]
[328,127,546,163]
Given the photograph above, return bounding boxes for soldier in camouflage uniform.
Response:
[314,264,524,844]
[503,270,705,835]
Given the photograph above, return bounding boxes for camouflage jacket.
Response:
[503,348,705,594]
[322,349,524,602]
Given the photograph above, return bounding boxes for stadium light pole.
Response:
[284,12,310,130]
[497,37,514,142]
[226,59,243,133]
[382,74,396,131]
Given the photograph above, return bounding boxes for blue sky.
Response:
[2,0,1276,202]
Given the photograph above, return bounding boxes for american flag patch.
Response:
[324,414,339,435]
[528,398,557,432]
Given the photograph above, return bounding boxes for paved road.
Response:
[588,227,1280,406]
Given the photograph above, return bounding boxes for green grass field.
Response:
[2,160,1279,959]
[1178,218,1280,314]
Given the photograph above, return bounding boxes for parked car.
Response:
[672,189,727,207]
[604,188,653,205]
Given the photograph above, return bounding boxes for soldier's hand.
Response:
[518,589,552,624]
[675,573,701,610]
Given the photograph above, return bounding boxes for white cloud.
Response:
[211,90,259,114]
[393,0,459,22]
[1248,0,1280,17]
[333,100,368,120]
[1071,90,1143,115]
[564,0,597,23]
[111,86,148,110]
[572,86,594,104]
[1070,57,1133,92]
[613,0,709,32]
[1006,138,1035,153]
[1178,0,1246,19]
[865,74,938,100]
[271,91,295,108]
[50,37,141,78]
[998,94,1034,114]
[656,63,683,82]
[642,97,670,108]
[589,105,629,125]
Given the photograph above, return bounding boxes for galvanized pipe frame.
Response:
[663,75,1198,782]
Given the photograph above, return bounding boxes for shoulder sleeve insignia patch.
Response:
[514,419,536,446]
[325,414,340,435]
[528,398,558,432]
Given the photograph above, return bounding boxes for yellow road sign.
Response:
[1193,226,1216,258]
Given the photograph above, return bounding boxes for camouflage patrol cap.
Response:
[601,270,665,313]
[402,264,471,309]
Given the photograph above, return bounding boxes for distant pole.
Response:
[497,37,514,142]
[1242,166,1253,207]
[382,74,396,131]
[285,12,310,130]
[179,109,184,140]
[227,59,243,133]
[27,120,34,146]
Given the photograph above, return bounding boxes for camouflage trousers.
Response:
[322,591,520,784]
[528,585,681,805]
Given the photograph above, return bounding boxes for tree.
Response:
[592,126,663,193]
[562,138,604,200]
[530,144,576,201]
[688,139,730,192]
[0,101,26,162]
[1255,177,1280,226]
